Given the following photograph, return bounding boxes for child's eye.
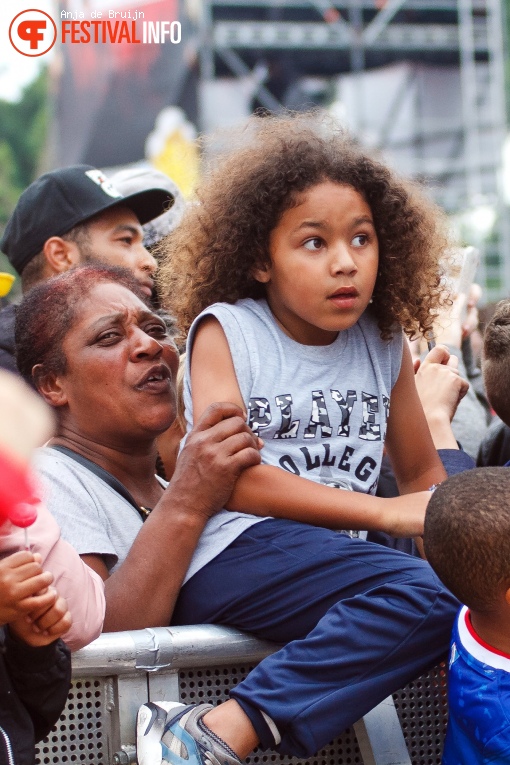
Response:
[352,234,368,247]
[303,238,324,252]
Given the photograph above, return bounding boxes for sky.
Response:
[0,0,56,102]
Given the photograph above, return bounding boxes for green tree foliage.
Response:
[0,68,48,233]
[0,143,20,231]
[0,68,48,289]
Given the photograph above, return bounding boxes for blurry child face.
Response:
[253,181,379,345]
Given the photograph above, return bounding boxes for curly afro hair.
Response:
[158,112,451,341]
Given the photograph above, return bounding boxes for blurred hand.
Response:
[462,283,482,341]
[431,282,482,349]
[0,370,54,464]
[168,402,262,520]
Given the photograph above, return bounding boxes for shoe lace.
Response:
[198,742,226,765]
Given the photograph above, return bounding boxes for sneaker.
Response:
[137,702,186,765]
[137,702,243,765]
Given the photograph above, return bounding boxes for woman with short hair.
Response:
[15,264,262,633]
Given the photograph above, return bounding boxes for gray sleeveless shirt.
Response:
[183,298,404,582]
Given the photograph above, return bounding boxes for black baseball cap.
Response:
[0,164,174,275]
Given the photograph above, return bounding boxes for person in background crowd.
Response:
[477,299,510,467]
[476,298,510,466]
[0,370,72,765]
[110,166,186,251]
[109,165,187,477]
[477,417,510,467]
[0,371,105,652]
[0,164,174,374]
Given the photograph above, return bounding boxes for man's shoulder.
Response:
[0,302,17,319]
[0,301,17,325]
[0,303,18,374]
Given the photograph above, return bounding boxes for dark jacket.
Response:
[0,627,71,765]
[477,416,510,467]
[0,304,17,375]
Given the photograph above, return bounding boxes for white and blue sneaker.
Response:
[137,702,243,765]
[137,702,183,765]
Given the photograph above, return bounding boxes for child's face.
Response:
[254,181,379,345]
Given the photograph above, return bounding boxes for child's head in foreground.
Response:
[483,299,510,426]
[159,112,450,341]
[424,468,510,614]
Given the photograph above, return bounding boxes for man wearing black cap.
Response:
[0,165,174,373]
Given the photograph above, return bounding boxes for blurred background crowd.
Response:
[1,0,510,310]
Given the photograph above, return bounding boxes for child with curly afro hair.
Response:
[158,111,458,532]
[160,112,449,342]
[159,111,454,531]
[143,112,464,765]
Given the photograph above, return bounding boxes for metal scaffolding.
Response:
[197,0,509,298]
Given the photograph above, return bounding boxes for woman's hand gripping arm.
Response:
[82,401,262,631]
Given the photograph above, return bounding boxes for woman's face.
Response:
[57,281,179,445]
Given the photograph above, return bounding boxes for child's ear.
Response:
[252,263,271,284]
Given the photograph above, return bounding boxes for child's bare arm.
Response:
[385,341,449,494]
[190,317,430,537]
[0,551,55,625]
[190,317,246,413]
[228,460,429,536]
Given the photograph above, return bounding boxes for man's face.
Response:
[76,205,157,298]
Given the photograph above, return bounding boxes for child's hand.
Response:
[0,550,55,625]
[414,345,469,424]
[382,492,431,538]
[10,592,72,647]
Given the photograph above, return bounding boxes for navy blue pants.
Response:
[173,519,459,758]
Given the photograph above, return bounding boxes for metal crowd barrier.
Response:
[35,626,447,765]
